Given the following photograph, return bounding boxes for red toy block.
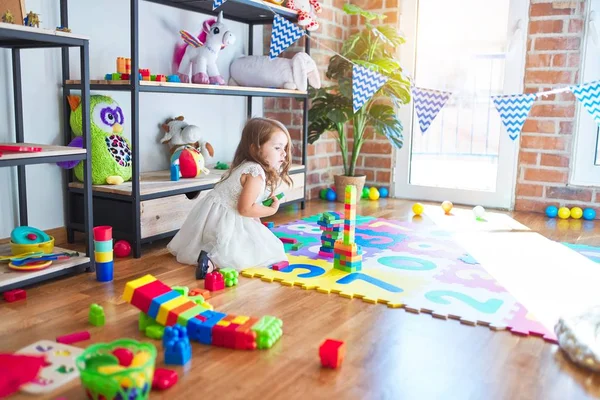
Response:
[155,74,167,82]
[271,261,289,271]
[3,289,26,302]
[56,331,91,345]
[130,280,171,313]
[279,237,297,244]
[166,301,196,327]
[235,317,258,350]
[319,339,345,369]
[204,271,224,291]
[152,368,178,390]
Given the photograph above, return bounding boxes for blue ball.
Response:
[583,208,596,221]
[545,205,558,218]
[379,187,389,198]
[325,188,337,202]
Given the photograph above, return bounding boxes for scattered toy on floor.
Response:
[319,338,345,369]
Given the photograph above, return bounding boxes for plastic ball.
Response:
[570,207,583,220]
[379,187,389,198]
[412,203,424,216]
[473,205,485,219]
[368,187,380,200]
[583,208,596,221]
[114,240,132,258]
[557,207,571,219]
[362,187,370,199]
[325,188,337,202]
[545,205,558,218]
[441,200,453,215]
[319,188,327,200]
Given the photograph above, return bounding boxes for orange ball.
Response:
[441,200,453,215]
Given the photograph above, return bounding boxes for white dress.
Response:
[167,160,287,270]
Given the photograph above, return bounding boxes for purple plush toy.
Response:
[56,136,83,169]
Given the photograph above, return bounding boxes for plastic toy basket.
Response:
[75,339,156,400]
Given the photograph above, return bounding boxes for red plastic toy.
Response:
[56,331,90,345]
[204,271,224,291]
[319,338,345,369]
[271,261,289,271]
[152,368,178,390]
[114,240,131,258]
[3,289,26,302]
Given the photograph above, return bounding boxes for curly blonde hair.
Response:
[219,117,293,194]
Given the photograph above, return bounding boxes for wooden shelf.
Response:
[0,244,91,291]
[68,163,305,199]
[0,22,89,48]
[64,80,308,98]
[0,143,87,167]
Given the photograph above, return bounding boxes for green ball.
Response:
[362,187,370,199]
[320,188,327,199]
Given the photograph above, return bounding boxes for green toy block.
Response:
[111,73,121,80]
[145,324,165,340]
[215,161,229,170]
[88,303,105,327]
[138,312,155,332]
[291,242,303,251]
[172,286,189,297]
[150,74,157,81]
[188,295,205,305]
[262,192,284,207]
[220,268,239,287]
[251,315,283,349]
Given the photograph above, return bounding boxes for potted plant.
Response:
[308,4,411,201]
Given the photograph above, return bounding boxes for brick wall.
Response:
[515,0,599,215]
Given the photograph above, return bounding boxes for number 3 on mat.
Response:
[424,290,503,314]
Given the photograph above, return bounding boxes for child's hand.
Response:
[268,194,281,214]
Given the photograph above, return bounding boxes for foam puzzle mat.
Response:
[242,214,596,344]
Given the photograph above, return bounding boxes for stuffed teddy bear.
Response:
[286,0,322,31]
[229,52,321,92]
[65,94,132,185]
[160,116,214,164]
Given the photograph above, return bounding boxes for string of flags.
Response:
[213,0,600,141]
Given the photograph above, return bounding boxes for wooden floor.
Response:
[2,199,600,400]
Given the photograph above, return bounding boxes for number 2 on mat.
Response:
[424,290,503,314]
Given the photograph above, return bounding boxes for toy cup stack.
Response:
[93,226,114,282]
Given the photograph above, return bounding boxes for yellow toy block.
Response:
[216,320,231,327]
[123,274,157,303]
[232,315,250,325]
[156,296,188,325]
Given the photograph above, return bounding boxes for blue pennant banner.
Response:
[269,15,305,59]
[213,0,226,10]
[492,93,536,141]
[412,87,452,134]
[571,80,600,126]
[352,65,388,113]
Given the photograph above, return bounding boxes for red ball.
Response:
[113,240,131,258]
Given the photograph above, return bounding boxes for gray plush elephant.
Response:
[228,52,321,92]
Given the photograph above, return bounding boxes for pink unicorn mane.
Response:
[172,18,217,73]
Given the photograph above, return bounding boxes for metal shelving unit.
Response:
[61,0,310,258]
[0,22,94,293]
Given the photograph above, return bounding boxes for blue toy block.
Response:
[186,310,226,345]
[147,290,180,319]
[164,324,191,366]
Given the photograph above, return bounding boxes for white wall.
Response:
[0,0,263,238]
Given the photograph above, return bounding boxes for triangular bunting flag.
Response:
[571,80,600,126]
[213,0,227,10]
[492,93,536,141]
[269,15,305,59]
[412,87,452,134]
[352,65,388,113]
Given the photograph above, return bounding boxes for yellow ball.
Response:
[570,207,583,219]
[441,200,453,214]
[412,203,424,215]
[557,207,571,219]
[368,187,380,200]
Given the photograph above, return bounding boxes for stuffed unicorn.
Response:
[173,11,236,85]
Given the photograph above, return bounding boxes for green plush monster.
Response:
[67,94,132,185]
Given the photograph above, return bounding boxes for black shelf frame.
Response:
[0,23,94,292]
[62,0,310,258]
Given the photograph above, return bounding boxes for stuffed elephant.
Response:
[228,52,321,92]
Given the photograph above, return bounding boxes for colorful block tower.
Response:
[124,274,283,350]
[318,212,343,258]
[333,185,362,272]
[93,226,114,282]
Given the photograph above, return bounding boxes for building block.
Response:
[3,288,26,302]
[272,261,289,271]
[291,242,303,251]
[220,268,239,287]
[147,290,180,319]
[177,304,209,327]
[205,271,225,291]
[187,311,226,345]
[56,331,90,345]
[145,324,165,340]
[279,237,297,244]
[234,316,259,350]
[172,286,189,297]
[262,221,275,229]
[153,368,178,390]
[130,279,172,312]
[251,316,283,349]
[166,301,197,327]
[163,325,191,366]
[123,274,156,303]
[189,288,210,299]
[319,339,345,368]
[156,296,189,325]
[139,312,155,332]
[88,303,105,327]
